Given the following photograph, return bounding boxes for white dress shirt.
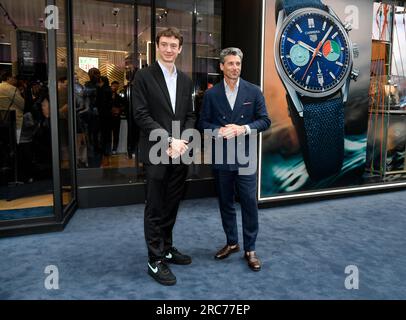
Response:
[158,60,177,113]
[223,78,250,135]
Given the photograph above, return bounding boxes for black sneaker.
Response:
[164,247,192,265]
[147,261,176,286]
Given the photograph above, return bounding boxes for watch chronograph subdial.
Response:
[289,44,310,67]
[322,40,341,62]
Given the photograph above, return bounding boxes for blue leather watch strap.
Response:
[276,0,327,16]
[277,0,346,180]
[301,97,345,180]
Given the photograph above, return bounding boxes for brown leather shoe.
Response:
[244,251,261,271]
[214,244,240,260]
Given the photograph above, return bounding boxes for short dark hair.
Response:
[156,27,183,47]
[1,71,13,82]
[100,76,109,86]
[111,81,119,85]
[88,68,100,77]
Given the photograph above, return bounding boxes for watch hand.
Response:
[301,26,333,81]
[320,25,334,46]
[317,61,321,73]
[298,41,322,57]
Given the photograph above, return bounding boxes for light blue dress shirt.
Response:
[224,78,251,135]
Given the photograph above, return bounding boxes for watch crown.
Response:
[351,68,360,81]
[344,22,352,32]
[352,43,359,58]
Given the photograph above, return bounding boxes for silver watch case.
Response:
[274,7,355,117]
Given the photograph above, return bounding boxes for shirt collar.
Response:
[158,60,177,77]
[224,78,240,92]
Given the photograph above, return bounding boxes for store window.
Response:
[155,0,222,180]
[0,0,55,220]
[367,2,406,178]
[73,0,139,187]
[74,0,223,188]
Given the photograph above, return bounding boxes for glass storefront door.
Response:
[0,0,76,223]
[73,0,142,188]
[74,0,223,195]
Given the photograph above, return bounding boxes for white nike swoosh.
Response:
[165,253,172,259]
[148,263,158,274]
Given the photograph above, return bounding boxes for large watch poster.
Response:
[259,0,374,200]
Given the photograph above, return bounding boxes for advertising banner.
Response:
[260,0,376,199]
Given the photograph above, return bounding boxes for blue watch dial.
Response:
[279,10,351,94]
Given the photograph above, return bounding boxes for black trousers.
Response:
[100,116,112,155]
[111,115,121,151]
[144,163,188,262]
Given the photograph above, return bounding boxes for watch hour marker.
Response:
[296,24,303,33]
[287,38,296,44]
[329,72,336,80]
[293,67,301,75]
[322,21,327,31]
[306,75,311,85]
[308,18,315,29]
[331,32,338,39]
[336,61,344,67]
[317,73,324,86]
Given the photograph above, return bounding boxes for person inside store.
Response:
[57,72,70,164]
[110,81,125,155]
[74,72,89,168]
[0,71,25,144]
[123,67,138,160]
[198,47,271,271]
[83,67,102,167]
[132,27,196,286]
[16,79,44,184]
[31,86,52,179]
[1,71,25,185]
[98,76,113,156]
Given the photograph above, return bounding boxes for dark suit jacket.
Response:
[132,62,196,164]
[198,78,271,171]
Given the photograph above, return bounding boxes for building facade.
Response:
[1,0,405,236]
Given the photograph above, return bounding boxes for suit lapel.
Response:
[151,62,174,115]
[218,81,233,117]
[231,80,247,123]
[174,72,184,118]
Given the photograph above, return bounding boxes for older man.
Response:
[199,48,271,271]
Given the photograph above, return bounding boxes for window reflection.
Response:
[367,2,406,176]
[0,0,54,219]
[73,0,138,187]
[74,0,223,187]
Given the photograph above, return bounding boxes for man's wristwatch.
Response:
[274,0,359,181]
[167,136,173,146]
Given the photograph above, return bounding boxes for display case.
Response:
[366,3,406,179]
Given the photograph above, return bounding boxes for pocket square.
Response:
[243,102,253,106]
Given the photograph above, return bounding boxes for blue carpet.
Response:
[0,207,53,221]
[0,190,406,300]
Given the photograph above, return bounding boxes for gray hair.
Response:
[219,47,243,64]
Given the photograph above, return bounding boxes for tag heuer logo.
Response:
[310,34,318,42]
